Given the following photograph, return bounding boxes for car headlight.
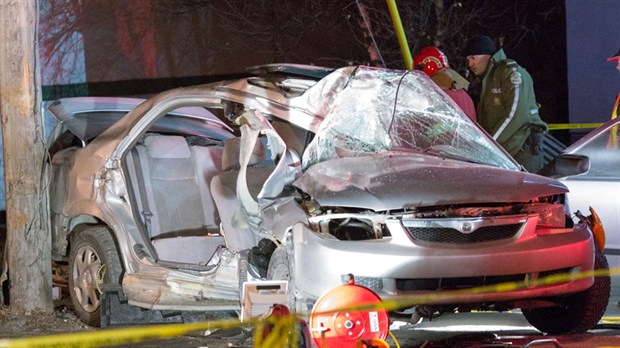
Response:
[523,203,566,230]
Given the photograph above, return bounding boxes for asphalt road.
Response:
[100,282,620,348]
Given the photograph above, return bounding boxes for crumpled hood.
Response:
[293,153,568,211]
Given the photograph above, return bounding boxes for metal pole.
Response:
[386,0,413,70]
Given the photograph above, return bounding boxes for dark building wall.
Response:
[566,0,620,128]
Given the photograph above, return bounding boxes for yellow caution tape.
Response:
[372,267,620,314]
[388,331,401,348]
[0,317,244,348]
[2,267,620,348]
[601,316,620,325]
[548,123,604,130]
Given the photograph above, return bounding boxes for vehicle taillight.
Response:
[523,203,566,229]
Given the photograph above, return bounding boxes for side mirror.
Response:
[538,153,590,178]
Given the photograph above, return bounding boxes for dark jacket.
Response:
[477,49,548,171]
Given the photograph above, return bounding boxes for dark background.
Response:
[34,0,620,143]
[39,0,570,127]
[565,0,620,141]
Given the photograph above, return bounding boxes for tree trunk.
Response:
[0,0,53,314]
[356,2,382,67]
[433,0,445,48]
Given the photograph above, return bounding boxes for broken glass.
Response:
[302,66,518,171]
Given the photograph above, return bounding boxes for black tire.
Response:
[68,226,122,327]
[522,247,611,334]
[266,248,310,347]
[266,247,299,312]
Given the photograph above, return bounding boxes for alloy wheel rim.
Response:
[72,245,102,312]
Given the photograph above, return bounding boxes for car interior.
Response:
[125,132,275,266]
[125,134,225,265]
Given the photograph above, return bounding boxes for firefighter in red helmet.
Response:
[413,46,477,121]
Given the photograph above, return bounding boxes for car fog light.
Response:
[524,203,565,229]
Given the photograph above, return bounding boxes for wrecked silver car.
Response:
[46,66,609,334]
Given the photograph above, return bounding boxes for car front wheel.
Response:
[267,247,301,312]
[68,226,122,327]
[522,246,611,334]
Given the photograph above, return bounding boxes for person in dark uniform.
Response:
[463,35,548,172]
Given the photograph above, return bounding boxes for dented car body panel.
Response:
[295,154,567,210]
[47,65,604,328]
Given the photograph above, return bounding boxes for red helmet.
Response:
[413,46,449,76]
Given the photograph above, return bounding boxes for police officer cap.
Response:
[464,35,496,57]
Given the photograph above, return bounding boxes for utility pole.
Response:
[0,0,53,313]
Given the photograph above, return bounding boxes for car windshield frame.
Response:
[301,66,520,171]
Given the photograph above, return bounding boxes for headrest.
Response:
[222,137,266,171]
[144,135,190,159]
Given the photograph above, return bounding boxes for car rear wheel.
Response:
[522,246,610,334]
[68,226,122,327]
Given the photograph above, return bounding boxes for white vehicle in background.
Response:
[542,117,620,282]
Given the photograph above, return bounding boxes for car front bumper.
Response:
[290,214,595,306]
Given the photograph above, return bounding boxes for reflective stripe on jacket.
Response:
[477,49,548,156]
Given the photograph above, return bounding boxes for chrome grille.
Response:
[406,223,522,244]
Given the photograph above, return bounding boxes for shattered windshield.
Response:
[302,66,519,171]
